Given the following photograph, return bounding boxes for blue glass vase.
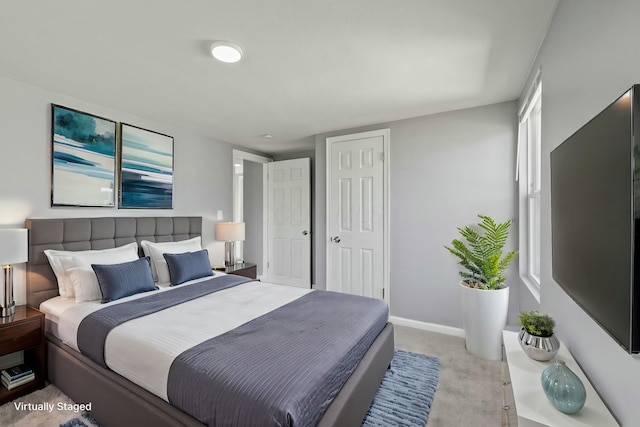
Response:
[540,360,586,414]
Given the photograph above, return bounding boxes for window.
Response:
[517,75,542,300]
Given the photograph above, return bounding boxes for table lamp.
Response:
[216,222,245,267]
[0,229,28,317]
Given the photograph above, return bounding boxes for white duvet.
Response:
[41,276,312,401]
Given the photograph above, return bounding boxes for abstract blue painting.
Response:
[119,124,173,209]
[51,105,116,207]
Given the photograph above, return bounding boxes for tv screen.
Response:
[551,86,639,353]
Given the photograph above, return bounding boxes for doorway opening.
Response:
[232,149,272,278]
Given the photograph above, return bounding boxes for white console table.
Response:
[502,330,618,426]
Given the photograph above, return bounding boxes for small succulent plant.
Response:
[519,310,556,337]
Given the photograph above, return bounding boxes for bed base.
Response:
[47,323,394,427]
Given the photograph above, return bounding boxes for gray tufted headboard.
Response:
[25,216,202,308]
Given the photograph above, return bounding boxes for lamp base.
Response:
[1,265,15,318]
[1,302,15,318]
[224,241,236,267]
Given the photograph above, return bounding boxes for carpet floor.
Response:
[394,325,503,426]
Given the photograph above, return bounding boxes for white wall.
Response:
[522,0,640,424]
[314,101,519,327]
[0,76,235,305]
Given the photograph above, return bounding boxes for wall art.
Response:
[119,123,174,209]
[51,104,116,207]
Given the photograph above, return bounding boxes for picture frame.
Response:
[51,104,117,207]
[119,123,174,209]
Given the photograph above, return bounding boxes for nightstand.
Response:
[0,306,46,404]
[214,262,257,280]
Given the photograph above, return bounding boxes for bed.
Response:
[25,217,394,427]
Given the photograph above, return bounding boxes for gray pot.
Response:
[518,327,560,361]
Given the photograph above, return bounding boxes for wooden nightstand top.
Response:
[214,262,257,279]
[0,306,43,326]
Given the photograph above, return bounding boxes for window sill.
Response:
[519,274,540,303]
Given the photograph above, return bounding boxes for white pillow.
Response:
[44,242,139,300]
[61,250,141,302]
[141,237,202,285]
[66,267,102,302]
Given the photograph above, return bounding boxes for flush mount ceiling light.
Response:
[210,41,243,63]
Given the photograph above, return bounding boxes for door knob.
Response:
[333,236,341,243]
[302,230,309,236]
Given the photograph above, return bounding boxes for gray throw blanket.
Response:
[168,291,388,427]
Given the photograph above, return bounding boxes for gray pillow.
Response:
[163,249,213,286]
[92,257,158,303]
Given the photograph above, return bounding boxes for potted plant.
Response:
[445,215,517,360]
[518,310,560,361]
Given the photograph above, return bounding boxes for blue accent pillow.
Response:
[163,249,213,286]
[92,257,158,303]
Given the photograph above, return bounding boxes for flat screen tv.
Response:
[551,85,640,354]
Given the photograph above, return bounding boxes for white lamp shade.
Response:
[216,222,245,242]
[0,229,28,265]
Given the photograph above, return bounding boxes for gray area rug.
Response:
[0,349,439,427]
[363,349,441,426]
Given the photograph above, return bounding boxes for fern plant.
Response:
[445,215,518,290]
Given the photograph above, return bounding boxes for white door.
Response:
[266,158,311,288]
[326,129,389,300]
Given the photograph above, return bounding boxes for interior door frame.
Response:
[325,129,390,303]
[232,149,272,277]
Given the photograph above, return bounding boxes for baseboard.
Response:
[389,315,465,338]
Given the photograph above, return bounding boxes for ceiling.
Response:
[0,0,557,154]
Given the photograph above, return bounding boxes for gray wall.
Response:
[0,76,235,304]
[520,0,640,423]
[242,160,263,275]
[314,101,519,327]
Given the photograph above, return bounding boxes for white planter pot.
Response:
[460,281,509,360]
